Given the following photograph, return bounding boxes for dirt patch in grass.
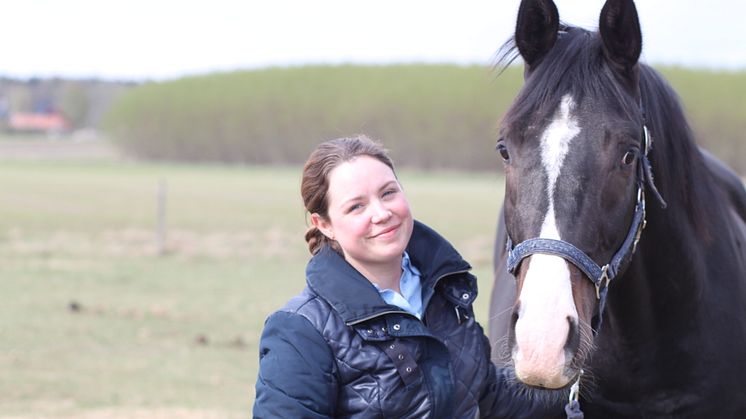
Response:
[0,138,119,161]
[1,228,302,261]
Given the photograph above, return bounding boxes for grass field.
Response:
[0,156,505,418]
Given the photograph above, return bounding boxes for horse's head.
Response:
[499,0,650,389]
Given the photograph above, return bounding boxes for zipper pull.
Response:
[454,306,470,324]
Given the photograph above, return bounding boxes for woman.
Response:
[253,135,558,418]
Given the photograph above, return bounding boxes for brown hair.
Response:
[301,135,396,255]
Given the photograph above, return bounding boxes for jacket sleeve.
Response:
[477,328,565,419]
[253,311,338,419]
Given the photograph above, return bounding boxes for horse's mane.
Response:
[496,25,720,239]
[638,65,719,239]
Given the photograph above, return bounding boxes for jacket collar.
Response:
[305,220,472,325]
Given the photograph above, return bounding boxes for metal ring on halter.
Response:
[568,370,583,403]
[595,265,610,300]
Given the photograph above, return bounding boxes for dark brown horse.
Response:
[489,0,746,417]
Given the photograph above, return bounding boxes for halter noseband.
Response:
[505,118,667,333]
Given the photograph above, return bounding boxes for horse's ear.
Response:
[599,0,642,78]
[515,0,560,70]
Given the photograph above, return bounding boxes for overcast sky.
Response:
[2,0,744,80]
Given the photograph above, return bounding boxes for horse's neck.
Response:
[607,207,702,331]
[601,187,746,353]
[593,193,746,413]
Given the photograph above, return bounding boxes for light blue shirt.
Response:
[374,252,423,319]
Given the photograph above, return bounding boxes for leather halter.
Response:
[505,118,667,333]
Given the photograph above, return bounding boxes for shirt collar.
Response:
[370,251,420,293]
[401,251,420,276]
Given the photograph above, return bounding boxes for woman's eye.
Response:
[496,143,510,162]
[347,204,363,213]
[622,150,637,166]
[382,189,397,198]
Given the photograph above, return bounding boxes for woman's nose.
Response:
[370,201,392,223]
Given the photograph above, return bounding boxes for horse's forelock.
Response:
[500,26,641,141]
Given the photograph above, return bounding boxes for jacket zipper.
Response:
[346,310,414,326]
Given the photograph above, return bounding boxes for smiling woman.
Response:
[310,154,414,293]
[252,135,563,418]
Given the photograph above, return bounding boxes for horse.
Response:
[488,0,746,417]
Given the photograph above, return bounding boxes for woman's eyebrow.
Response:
[378,180,399,191]
[338,194,363,209]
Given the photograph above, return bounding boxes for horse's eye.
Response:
[622,150,636,166]
[496,143,510,162]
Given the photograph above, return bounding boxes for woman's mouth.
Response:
[373,224,399,238]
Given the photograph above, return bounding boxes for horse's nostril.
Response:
[567,316,576,328]
[508,306,520,352]
[511,310,519,328]
[510,301,521,328]
[565,316,579,353]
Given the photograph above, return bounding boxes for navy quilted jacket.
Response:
[253,221,559,418]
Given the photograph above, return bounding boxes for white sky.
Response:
[1,0,744,80]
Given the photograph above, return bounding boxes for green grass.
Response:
[0,160,504,417]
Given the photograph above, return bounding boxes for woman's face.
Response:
[312,155,414,270]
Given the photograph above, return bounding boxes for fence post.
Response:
[157,178,167,256]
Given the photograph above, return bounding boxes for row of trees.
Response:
[102,65,746,173]
[103,65,521,171]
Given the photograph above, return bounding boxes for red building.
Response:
[7,112,71,134]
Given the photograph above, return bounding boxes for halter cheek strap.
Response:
[640,125,667,210]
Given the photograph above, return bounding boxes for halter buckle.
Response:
[596,265,610,300]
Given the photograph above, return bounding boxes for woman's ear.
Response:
[310,213,334,240]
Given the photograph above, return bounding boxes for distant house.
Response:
[6,112,71,134]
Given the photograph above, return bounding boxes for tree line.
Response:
[102,65,518,171]
[31,65,744,173]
